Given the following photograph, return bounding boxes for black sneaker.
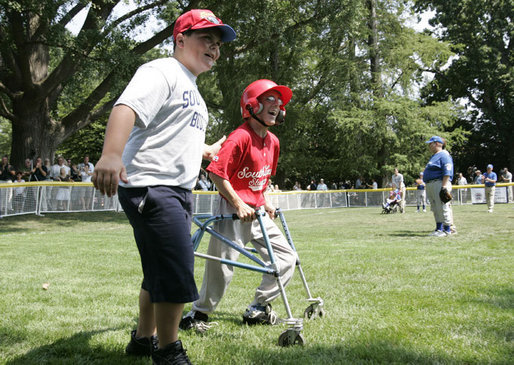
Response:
[152,340,192,365]
[125,329,158,357]
[179,310,210,333]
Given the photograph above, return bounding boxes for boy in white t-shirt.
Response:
[92,9,236,365]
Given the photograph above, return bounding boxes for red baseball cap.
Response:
[173,9,236,43]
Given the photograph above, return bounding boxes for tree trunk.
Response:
[367,0,381,96]
[10,98,61,170]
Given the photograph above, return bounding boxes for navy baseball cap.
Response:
[173,9,236,43]
[426,136,444,144]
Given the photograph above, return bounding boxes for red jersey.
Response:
[207,121,280,207]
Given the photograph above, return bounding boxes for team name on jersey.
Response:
[182,90,202,108]
[237,165,273,192]
[183,90,206,132]
[189,111,206,131]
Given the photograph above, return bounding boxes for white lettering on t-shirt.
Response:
[237,165,273,191]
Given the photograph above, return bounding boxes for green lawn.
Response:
[0,204,513,364]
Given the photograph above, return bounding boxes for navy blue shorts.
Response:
[118,185,199,303]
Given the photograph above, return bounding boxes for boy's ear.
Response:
[175,33,185,48]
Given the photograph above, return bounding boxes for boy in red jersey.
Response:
[180,80,296,330]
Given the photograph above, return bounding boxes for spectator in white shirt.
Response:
[391,168,406,213]
[316,178,328,190]
[50,156,70,180]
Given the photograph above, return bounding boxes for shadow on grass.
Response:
[0,225,28,234]
[179,309,244,328]
[5,328,147,365]
[239,341,457,365]
[209,310,245,326]
[388,230,428,237]
[0,211,128,231]
[469,285,514,310]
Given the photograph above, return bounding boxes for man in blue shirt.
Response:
[423,136,454,236]
[483,164,497,213]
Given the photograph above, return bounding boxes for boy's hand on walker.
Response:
[264,204,277,219]
[236,202,256,222]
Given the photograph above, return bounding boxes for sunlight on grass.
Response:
[1,205,513,364]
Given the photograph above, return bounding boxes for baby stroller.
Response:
[382,189,402,214]
[190,208,324,347]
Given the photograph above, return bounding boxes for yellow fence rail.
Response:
[0,182,512,218]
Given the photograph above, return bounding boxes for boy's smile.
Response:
[257,90,283,126]
[176,29,223,76]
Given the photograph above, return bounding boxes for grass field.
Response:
[0,204,513,364]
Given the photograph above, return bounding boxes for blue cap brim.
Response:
[218,24,237,42]
[426,136,443,144]
[190,23,237,42]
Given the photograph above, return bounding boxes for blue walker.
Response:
[191,208,324,346]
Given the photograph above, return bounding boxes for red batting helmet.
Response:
[240,79,293,120]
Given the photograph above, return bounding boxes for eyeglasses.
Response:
[262,95,283,105]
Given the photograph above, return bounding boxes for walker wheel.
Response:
[304,304,325,319]
[278,329,305,347]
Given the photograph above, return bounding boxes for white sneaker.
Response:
[429,230,446,237]
[423,209,426,212]
[242,304,278,325]
[487,209,493,213]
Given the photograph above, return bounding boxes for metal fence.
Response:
[0,181,512,218]
[0,182,121,217]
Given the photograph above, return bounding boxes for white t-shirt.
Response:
[50,164,70,179]
[77,162,94,173]
[392,173,405,189]
[14,180,26,196]
[317,183,328,191]
[80,170,92,183]
[116,58,208,189]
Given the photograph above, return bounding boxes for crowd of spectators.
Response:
[0,154,96,213]
[0,154,95,184]
[2,154,513,213]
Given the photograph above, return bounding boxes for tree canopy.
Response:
[415,0,513,173]
[0,0,184,166]
[0,0,489,188]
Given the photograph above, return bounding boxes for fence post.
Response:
[36,186,42,215]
